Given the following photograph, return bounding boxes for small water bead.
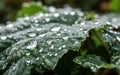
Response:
[36,57,39,60]
[44,14,49,17]
[80,22,85,25]
[51,27,61,32]
[106,21,111,25]
[46,40,53,45]
[36,28,42,31]
[6,24,13,28]
[39,48,43,53]
[26,41,37,49]
[26,53,30,56]
[49,6,56,12]
[95,22,99,25]
[53,13,60,17]
[116,36,120,41]
[26,60,31,64]
[64,11,69,15]
[28,33,37,37]
[45,18,50,22]
[1,36,7,40]
[62,45,66,48]
[62,36,69,40]
[49,45,54,49]
[39,34,46,37]
[70,11,75,16]
[24,16,30,21]
[54,53,58,56]
[12,66,16,71]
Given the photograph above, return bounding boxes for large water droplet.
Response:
[26,41,37,49]
[28,33,37,37]
[70,11,75,15]
[51,27,61,32]
[53,13,59,17]
[1,36,7,40]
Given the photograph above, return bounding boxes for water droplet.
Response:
[39,34,46,37]
[64,11,69,15]
[62,45,66,48]
[62,36,69,40]
[39,48,43,52]
[106,21,111,25]
[26,60,31,64]
[116,36,120,41]
[24,16,30,21]
[95,22,99,25]
[26,53,30,56]
[6,24,13,28]
[36,57,39,60]
[49,6,56,12]
[1,36,7,40]
[12,66,16,71]
[70,11,75,15]
[26,41,37,49]
[53,13,59,17]
[45,14,49,17]
[46,40,52,45]
[51,27,61,32]
[36,28,42,31]
[54,53,58,56]
[28,33,36,37]
[49,45,54,49]
[45,18,50,22]
[80,22,85,25]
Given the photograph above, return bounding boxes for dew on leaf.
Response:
[39,48,43,53]
[64,11,69,15]
[28,33,37,37]
[51,27,61,32]
[39,34,46,37]
[12,66,16,71]
[45,18,50,22]
[36,28,42,31]
[53,13,60,17]
[46,40,53,45]
[62,36,69,40]
[116,36,120,41]
[54,53,58,56]
[49,45,54,49]
[1,36,7,40]
[6,24,13,28]
[26,53,30,56]
[26,41,37,49]
[70,11,75,15]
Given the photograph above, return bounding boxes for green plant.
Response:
[0,7,120,75]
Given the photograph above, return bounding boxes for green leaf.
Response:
[109,0,120,13]
[3,58,31,75]
[73,55,107,72]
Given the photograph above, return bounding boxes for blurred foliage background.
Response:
[0,0,120,24]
